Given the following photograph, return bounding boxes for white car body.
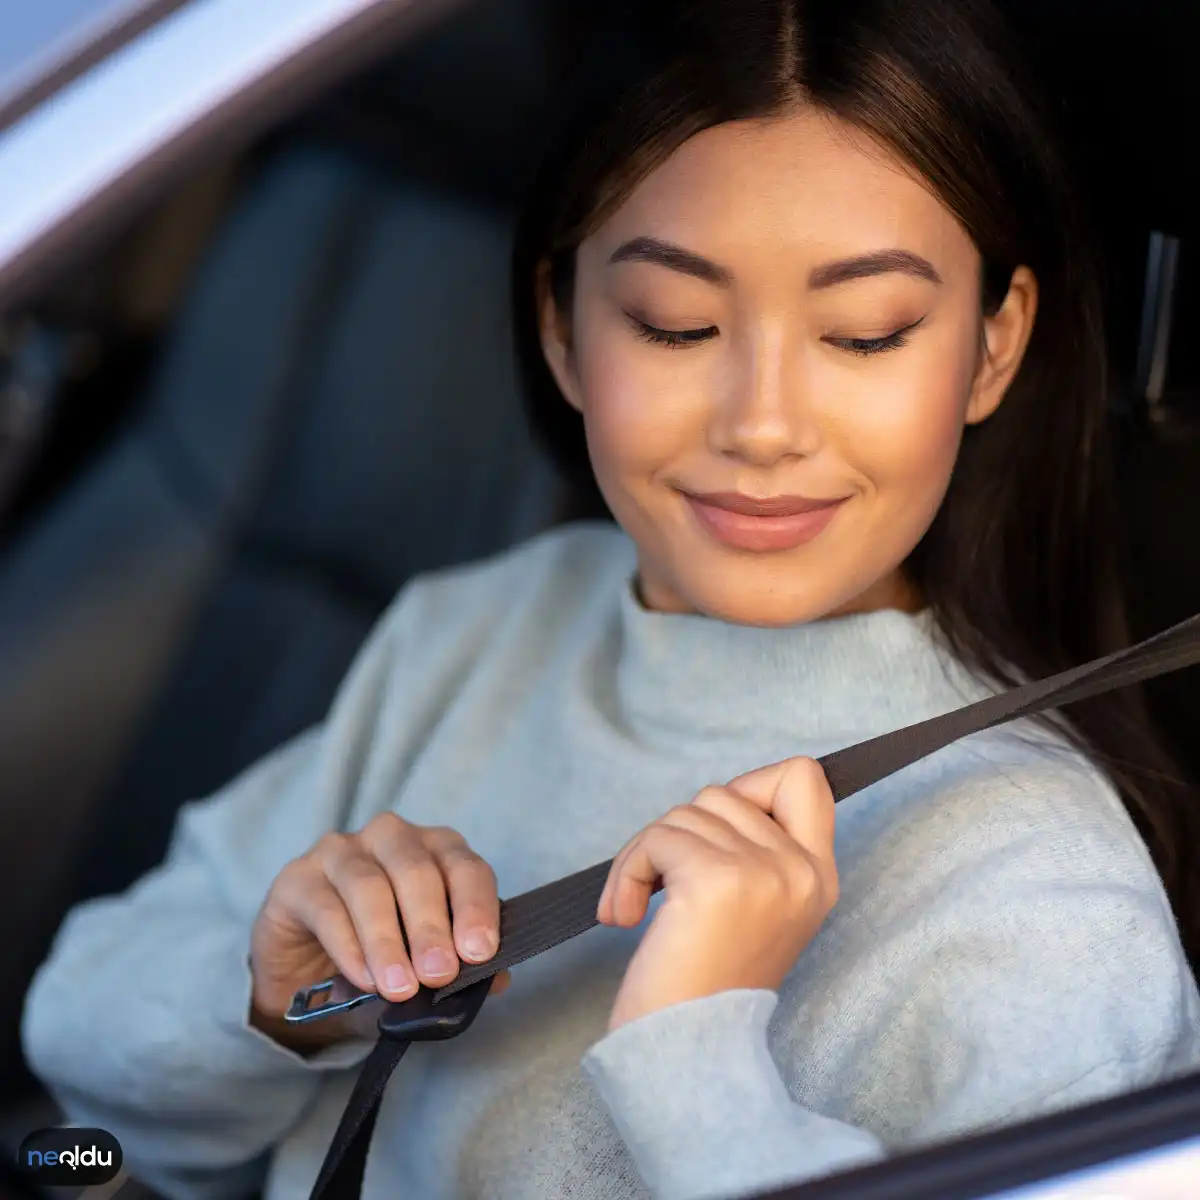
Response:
[0,0,459,310]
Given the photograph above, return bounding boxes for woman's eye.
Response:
[626,314,924,354]
[629,318,717,348]
[826,317,925,357]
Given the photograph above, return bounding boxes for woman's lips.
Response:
[683,492,849,552]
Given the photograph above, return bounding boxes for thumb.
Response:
[726,756,835,856]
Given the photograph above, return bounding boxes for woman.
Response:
[22,0,1200,1198]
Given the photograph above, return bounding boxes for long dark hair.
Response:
[511,0,1200,967]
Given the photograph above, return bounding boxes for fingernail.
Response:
[462,929,496,961]
[384,964,414,995]
[419,948,456,977]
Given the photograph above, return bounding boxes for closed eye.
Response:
[628,317,718,348]
[628,315,926,354]
[825,316,926,357]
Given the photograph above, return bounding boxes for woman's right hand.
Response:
[249,813,510,1046]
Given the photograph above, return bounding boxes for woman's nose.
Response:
[707,336,823,466]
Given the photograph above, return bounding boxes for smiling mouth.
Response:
[681,490,850,552]
[685,490,851,517]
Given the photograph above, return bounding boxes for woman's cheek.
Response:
[833,344,976,503]
[577,335,702,480]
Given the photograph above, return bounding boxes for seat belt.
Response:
[289,608,1200,1200]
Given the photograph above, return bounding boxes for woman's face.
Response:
[540,106,1037,626]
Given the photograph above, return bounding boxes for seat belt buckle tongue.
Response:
[286,975,379,1023]
[377,974,492,1042]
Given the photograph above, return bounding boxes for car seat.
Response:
[0,7,599,1190]
[0,130,573,1183]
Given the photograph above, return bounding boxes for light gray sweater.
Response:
[22,523,1200,1200]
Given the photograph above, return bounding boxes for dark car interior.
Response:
[0,0,1197,1196]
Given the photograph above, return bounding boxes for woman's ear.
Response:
[966,265,1038,425]
[537,258,585,414]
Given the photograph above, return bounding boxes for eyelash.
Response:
[631,320,717,349]
[628,316,924,356]
[830,322,922,357]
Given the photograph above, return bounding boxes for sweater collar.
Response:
[612,568,991,751]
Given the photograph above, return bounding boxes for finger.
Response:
[605,825,710,928]
[425,827,501,964]
[597,807,721,923]
[279,870,379,994]
[489,970,512,997]
[689,784,786,850]
[725,756,836,854]
[363,819,458,989]
[598,826,662,924]
[599,830,645,925]
[314,838,418,998]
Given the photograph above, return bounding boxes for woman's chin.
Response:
[673,579,837,628]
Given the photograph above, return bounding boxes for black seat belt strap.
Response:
[299,609,1200,1200]
[307,1038,408,1200]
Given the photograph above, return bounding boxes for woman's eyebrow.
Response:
[808,249,942,289]
[608,238,942,290]
[608,237,732,286]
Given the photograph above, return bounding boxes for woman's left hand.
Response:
[599,756,839,1032]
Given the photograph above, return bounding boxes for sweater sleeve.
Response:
[581,766,1198,1200]
[582,989,884,1200]
[20,581,432,1200]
